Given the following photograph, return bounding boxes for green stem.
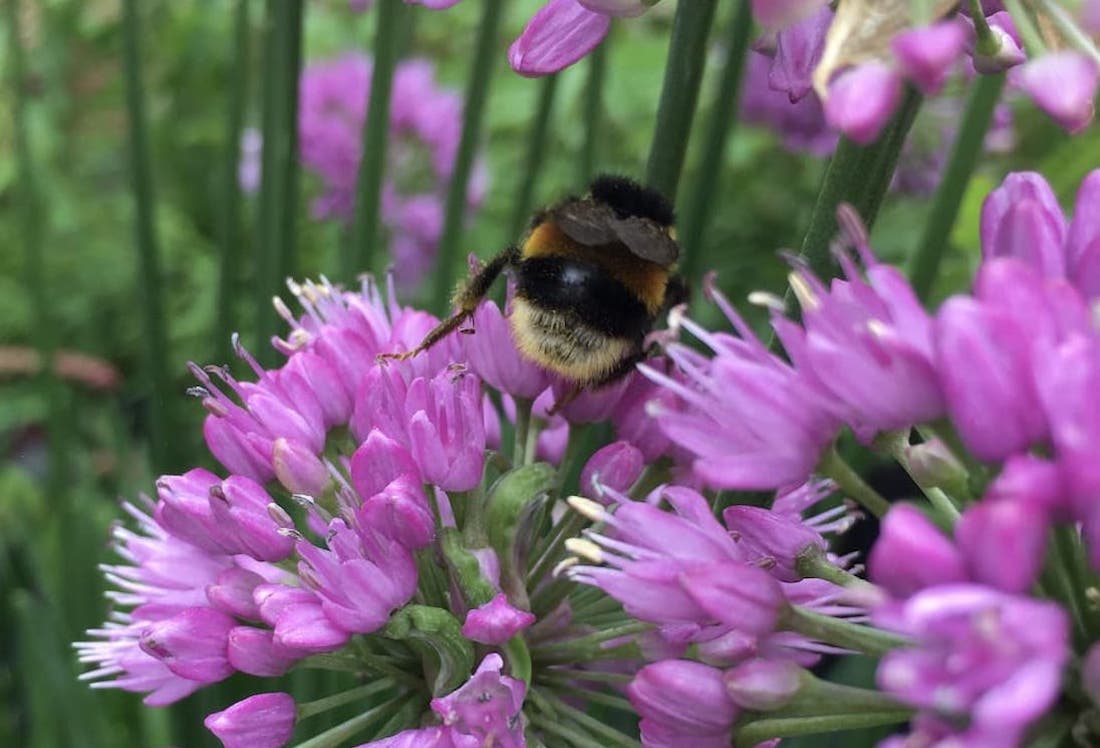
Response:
[531,689,642,748]
[579,37,607,184]
[297,680,395,720]
[795,550,880,597]
[795,89,922,280]
[908,74,1005,301]
[735,711,913,746]
[293,696,403,748]
[644,0,719,202]
[254,0,304,365]
[1035,0,1100,65]
[431,0,506,313]
[1003,0,1047,54]
[785,606,910,656]
[679,0,754,281]
[216,0,251,364]
[121,0,176,472]
[533,622,650,663]
[349,0,408,279]
[513,397,533,466]
[817,447,892,518]
[503,634,533,687]
[509,74,559,239]
[526,712,613,748]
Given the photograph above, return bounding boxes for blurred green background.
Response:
[1,0,1097,745]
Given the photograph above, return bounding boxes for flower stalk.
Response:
[432,0,506,313]
[645,0,719,202]
[349,0,408,278]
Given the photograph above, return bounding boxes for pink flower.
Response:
[1011,51,1099,133]
[462,593,536,645]
[629,660,739,746]
[876,585,1069,746]
[823,62,904,144]
[642,288,839,490]
[204,692,297,748]
[509,0,611,76]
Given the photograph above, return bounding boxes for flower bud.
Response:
[723,505,826,582]
[824,63,903,145]
[903,439,967,494]
[628,660,739,738]
[272,437,330,496]
[868,504,965,597]
[980,172,1067,279]
[580,440,644,498]
[509,0,610,77]
[462,593,536,645]
[891,20,966,95]
[956,499,1048,593]
[1012,51,1099,134]
[1068,170,1100,300]
[204,692,296,748]
[970,12,1026,74]
[139,607,236,684]
[724,658,803,711]
[226,627,302,677]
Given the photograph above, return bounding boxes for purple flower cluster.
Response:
[753,0,1099,141]
[565,481,862,746]
[626,170,1100,746]
[297,54,487,288]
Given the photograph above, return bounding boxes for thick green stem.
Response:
[431,0,506,313]
[349,0,408,279]
[644,0,719,202]
[785,606,910,656]
[817,447,892,518]
[579,38,607,184]
[908,74,1005,301]
[216,0,251,364]
[509,74,559,239]
[513,397,533,466]
[679,0,754,281]
[735,711,913,746]
[254,0,304,365]
[795,89,922,280]
[122,0,176,472]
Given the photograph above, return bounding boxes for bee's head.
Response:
[589,175,675,228]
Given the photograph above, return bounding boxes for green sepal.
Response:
[441,527,497,608]
[485,463,556,607]
[382,605,475,695]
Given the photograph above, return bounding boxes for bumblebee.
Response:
[388,175,685,393]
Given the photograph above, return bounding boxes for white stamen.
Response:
[564,537,604,563]
[788,272,819,311]
[566,495,606,522]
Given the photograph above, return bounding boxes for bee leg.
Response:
[379,246,519,362]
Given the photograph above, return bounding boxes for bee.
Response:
[386,175,686,399]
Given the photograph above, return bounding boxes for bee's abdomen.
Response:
[515,256,651,340]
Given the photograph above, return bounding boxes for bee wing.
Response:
[554,201,680,265]
[552,201,619,246]
[609,216,680,265]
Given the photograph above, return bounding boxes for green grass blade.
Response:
[579,38,607,184]
[216,0,252,363]
[348,0,409,280]
[509,74,559,240]
[121,0,176,472]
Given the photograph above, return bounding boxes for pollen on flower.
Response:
[787,272,820,310]
[566,495,606,521]
[564,537,605,563]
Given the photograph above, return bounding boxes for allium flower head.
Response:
[298,55,486,288]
